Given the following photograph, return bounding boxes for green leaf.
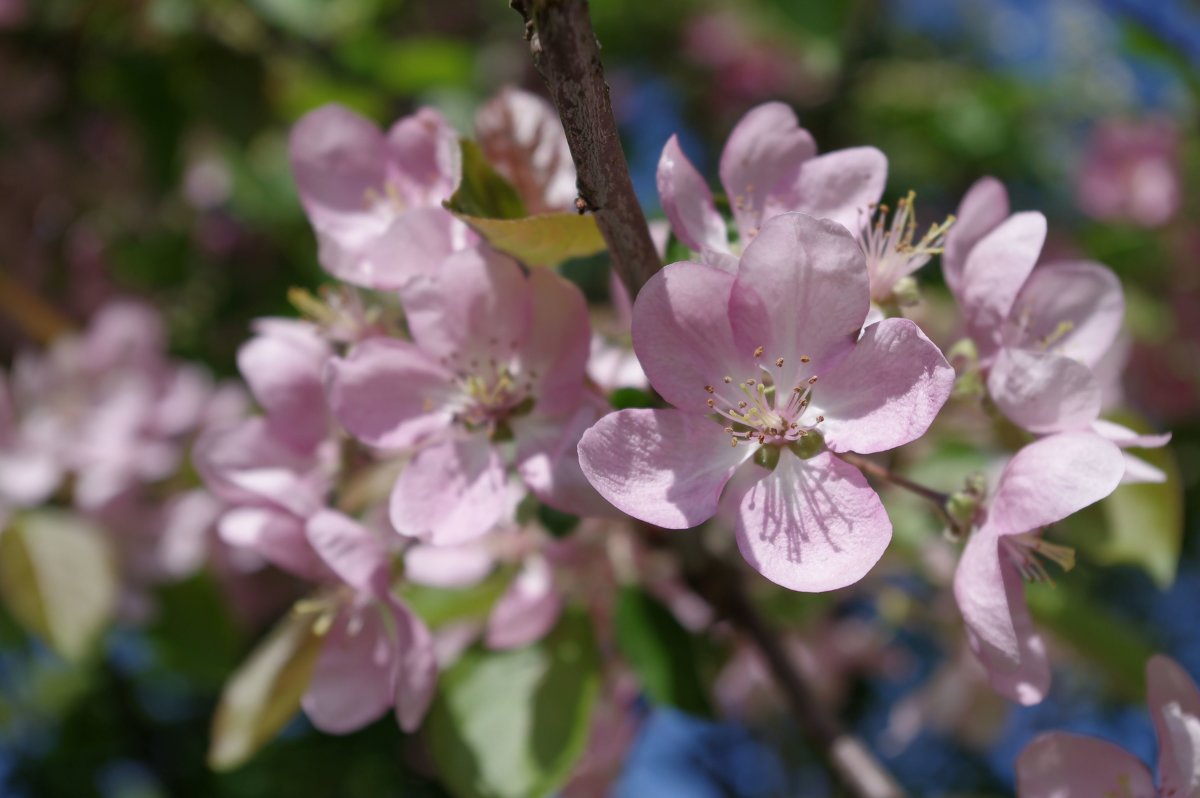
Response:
[401,569,511,631]
[428,611,600,798]
[208,610,324,771]
[450,213,609,268]
[0,510,118,662]
[446,140,526,221]
[609,387,656,410]
[1095,445,1183,589]
[614,586,711,715]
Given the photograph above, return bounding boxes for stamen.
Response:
[754,345,765,358]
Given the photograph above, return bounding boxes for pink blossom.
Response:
[953,432,1124,705]
[657,102,886,254]
[1017,655,1200,797]
[475,87,576,215]
[1077,118,1182,229]
[326,247,608,545]
[289,103,471,290]
[577,212,954,592]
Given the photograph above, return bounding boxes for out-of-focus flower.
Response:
[1017,655,1200,796]
[657,102,886,254]
[579,213,953,592]
[1076,118,1182,229]
[953,432,1124,705]
[475,87,576,215]
[288,103,471,290]
[858,191,954,305]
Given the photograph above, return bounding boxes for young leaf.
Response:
[449,212,607,268]
[0,510,118,662]
[208,609,324,771]
[446,139,526,221]
[428,610,600,798]
[614,586,712,716]
[1096,446,1183,588]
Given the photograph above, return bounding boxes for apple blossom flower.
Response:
[1077,117,1182,229]
[475,86,576,215]
[657,102,886,254]
[1017,654,1200,797]
[578,212,954,592]
[953,431,1124,705]
[288,103,471,290]
[325,246,609,545]
[857,191,955,305]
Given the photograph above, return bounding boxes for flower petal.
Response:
[657,135,728,252]
[730,213,869,385]
[237,319,331,452]
[1091,418,1172,450]
[485,556,563,650]
[769,147,888,234]
[1016,732,1155,798]
[960,211,1047,357]
[987,348,1101,434]
[218,507,328,582]
[302,606,395,735]
[389,595,438,732]
[814,318,954,454]
[943,177,1010,298]
[520,267,591,417]
[1120,453,1167,485]
[732,451,891,592]
[361,207,465,290]
[1008,261,1124,368]
[988,431,1125,536]
[305,509,391,596]
[577,408,749,529]
[516,401,616,518]
[324,337,453,450]
[718,102,816,241]
[404,541,495,588]
[389,437,511,545]
[1147,654,1200,796]
[386,107,460,206]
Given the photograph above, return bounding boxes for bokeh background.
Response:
[1,0,1197,796]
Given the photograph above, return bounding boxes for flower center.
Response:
[1001,531,1076,585]
[704,346,824,447]
[858,191,954,302]
[363,182,408,216]
[442,341,536,432]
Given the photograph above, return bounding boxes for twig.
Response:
[509,0,661,298]
[836,451,958,532]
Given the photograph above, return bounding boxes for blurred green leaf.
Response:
[1096,440,1183,590]
[609,387,656,410]
[536,505,579,539]
[148,574,244,689]
[447,140,527,221]
[402,570,510,631]
[451,213,609,268]
[428,611,600,798]
[338,35,475,94]
[614,586,711,715]
[208,610,323,771]
[0,510,118,663]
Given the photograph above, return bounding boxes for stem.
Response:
[509,0,662,298]
[0,271,73,344]
[836,451,953,521]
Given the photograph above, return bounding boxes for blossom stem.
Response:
[835,451,958,529]
[509,0,662,298]
[0,270,74,344]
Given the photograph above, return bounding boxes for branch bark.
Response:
[510,0,661,297]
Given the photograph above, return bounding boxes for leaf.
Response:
[428,610,600,798]
[1095,445,1183,589]
[208,609,324,771]
[614,587,711,715]
[401,569,511,631]
[446,139,526,221]
[0,510,118,662]
[450,213,608,268]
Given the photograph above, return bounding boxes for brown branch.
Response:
[510,0,661,298]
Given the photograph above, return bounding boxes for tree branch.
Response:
[510,0,661,298]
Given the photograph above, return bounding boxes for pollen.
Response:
[754,345,765,358]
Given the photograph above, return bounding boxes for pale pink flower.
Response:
[578,212,954,592]
[953,432,1124,705]
[657,102,886,254]
[587,270,648,392]
[1091,418,1172,485]
[289,103,471,290]
[1017,655,1200,797]
[857,191,954,304]
[1077,118,1182,229]
[326,247,609,545]
[475,86,576,215]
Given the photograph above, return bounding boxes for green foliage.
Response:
[401,570,511,631]
[1096,447,1184,589]
[608,386,656,410]
[614,586,712,715]
[428,611,600,798]
[0,511,118,663]
[446,140,528,221]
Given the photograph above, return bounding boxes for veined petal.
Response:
[1007,261,1124,368]
[324,338,454,450]
[657,135,728,253]
[732,451,891,592]
[485,556,563,650]
[389,437,511,545]
[943,176,1009,298]
[961,211,1047,358]
[987,348,1101,434]
[577,408,749,529]
[1016,733,1155,798]
[302,606,396,735]
[814,318,953,454]
[768,146,888,234]
[306,510,391,597]
[1147,655,1200,796]
[987,432,1125,536]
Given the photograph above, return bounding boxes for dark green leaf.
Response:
[614,586,711,715]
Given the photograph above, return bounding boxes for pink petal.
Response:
[388,595,438,732]
[485,556,564,649]
[404,541,495,588]
[361,207,465,290]
[732,451,891,592]
[814,318,954,454]
[960,211,1047,358]
[385,107,461,206]
[237,319,331,452]
[987,348,1102,434]
[306,509,391,597]
[730,213,869,387]
[953,532,1050,705]
[1016,732,1155,798]
[1091,418,1172,450]
[630,261,745,414]
[769,147,888,234]
[987,431,1125,535]
[82,300,167,372]
[657,135,728,252]
[515,401,616,518]
[389,437,511,545]
[218,507,328,582]
[302,606,396,734]
[1147,654,1200,796]
[520,267,590,417]
[718,102,816,242]
[402,247,532,366]
[577,408,749,529]
[1120,453,1167,485]
[942,177,1010,298]
[324,338,453,450]
[1007,261,1124,368]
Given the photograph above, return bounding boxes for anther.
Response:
[706,399,715,408]
[723,376,733,384]
[775,357,785,367]
[705,385,715,393]
[808,376,819,385]
[800,355,811,363]
[754,346,765,358]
